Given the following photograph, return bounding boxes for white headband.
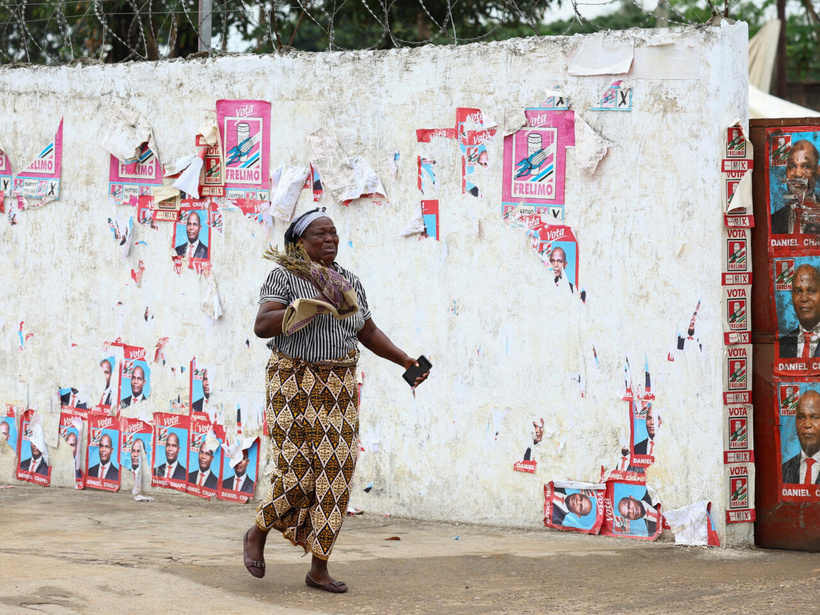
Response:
[293,211,330,239]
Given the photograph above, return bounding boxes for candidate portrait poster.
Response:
[600,480,663,540]
[771,256,820,376]
[1,405,17,454]
[121,417,153,474]
[119,345,151,409]
[59,407,84,488]
[219,437,259,503]
[186,418,224,499]
[85,414,121,492]
[16,409,51,487]
[172,207,211,265]
[543,481,605,534]
[775,382,820,502]
[152,413,190,493]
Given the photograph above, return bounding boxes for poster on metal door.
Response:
[775,382,820,501]
[771,256,820,375]
[765,125,820,244]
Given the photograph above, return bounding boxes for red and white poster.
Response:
[774,382,820,502]
[108,142,163,206]
[722,227,752,286]
[723,344,752,404]
[16,409,51,486]
[723,405,755,465]
[196,132,225,198]
[722,285,752,346]
[217,99,271,201]
[543,481,605,534]
[725,463,756,523]
[152,413,190,492]
[85,413,121,492]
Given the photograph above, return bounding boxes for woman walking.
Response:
[243,208,428,593]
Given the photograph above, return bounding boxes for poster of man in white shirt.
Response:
[173,209,210,261]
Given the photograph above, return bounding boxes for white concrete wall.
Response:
[0,22,751,544]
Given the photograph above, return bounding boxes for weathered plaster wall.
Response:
[0,22,751,544]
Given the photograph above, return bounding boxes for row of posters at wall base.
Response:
[5,407,259,503]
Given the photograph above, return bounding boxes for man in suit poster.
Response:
[174,209,210,261]
[543,481,604,534]
[152,414,189,492]
[781,389,820,487]
[16,410,51,486]
[120,360,150,408]
[776,262,820,362]
[602,481,662,540]
[219,438,259,503]
[85,417,120,492]
[186,418,223,498]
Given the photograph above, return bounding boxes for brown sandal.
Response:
[305,572,348,593]
[243,529,266,578]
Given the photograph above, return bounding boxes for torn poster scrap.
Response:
[544,481,605,534]
[85,413,121,492]
[16,409,51,487]
[59,407,84,488]
[309,128,387,206]
[0,147,12,194]
[121,417,153,475]
[502,107,575,222]
[270,165,310,223]
[662,501,720,546]
[2,405,18,456]
[12,118,63,208]
[589,81,632,112]
[567,34,634,76]
[109,141,163,206]
[217,99,271,200]
[218,436,259,503]
[721,123,753,219]
[515,418,545,473]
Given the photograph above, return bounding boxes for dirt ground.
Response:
[0,485,817,615]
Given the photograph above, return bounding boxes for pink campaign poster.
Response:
[502,109,575,221]
[217,100,271,201]
[108,142,163,206]
[12,118,63,207]
[0,147,12,194]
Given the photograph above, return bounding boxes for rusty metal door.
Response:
[751,118,820,551]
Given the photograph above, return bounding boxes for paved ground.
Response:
[0,485,817,615]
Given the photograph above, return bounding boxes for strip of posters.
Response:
[765,122,820,505]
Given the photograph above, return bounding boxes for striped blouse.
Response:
[258,263,371,362]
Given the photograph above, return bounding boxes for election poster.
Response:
[16,409,51,486]
[120,417,153,475]
[97,354,118,409]
[629,399,658,470]
[721,123,754,221]
[765,125,820,243]
[725,462,756,523]
[217,99,271,201]
[502,107,575,222]
[59,407,85,487]
[543,481,605,534]
[723,344,752,404]
[722,227,752,288]
[196,132,225,198]
[723,404,755,465]
[189,359,215,415]
[774,382,820,502]
[512,213,581,295]
[600,480,663,540]
[186,416,223,499]
[85,413,121,492]
[722,284,752,347]
[12,118,63,208]
[771,256,820,375]
[172,207,211,266]
[2,405,17,454]
[152,413,189,492]
[219,437,259,503]
[455,107,496,198]
[108,141,163,206]
[119,345,151,409]
[0,147,12,194]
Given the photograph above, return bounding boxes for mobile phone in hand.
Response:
[402,355,432,387]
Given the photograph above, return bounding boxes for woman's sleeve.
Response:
[258,268,290,304]
[353,276,372,321]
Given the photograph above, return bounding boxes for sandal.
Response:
[243,529,266,578]
[305,572,348,593]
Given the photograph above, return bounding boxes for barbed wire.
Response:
[0,0,748,65]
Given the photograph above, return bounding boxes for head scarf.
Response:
[284,208,331,246]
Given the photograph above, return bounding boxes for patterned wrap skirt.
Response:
[255,348,359,560]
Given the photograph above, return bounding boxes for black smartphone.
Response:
[402,355,432,387]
